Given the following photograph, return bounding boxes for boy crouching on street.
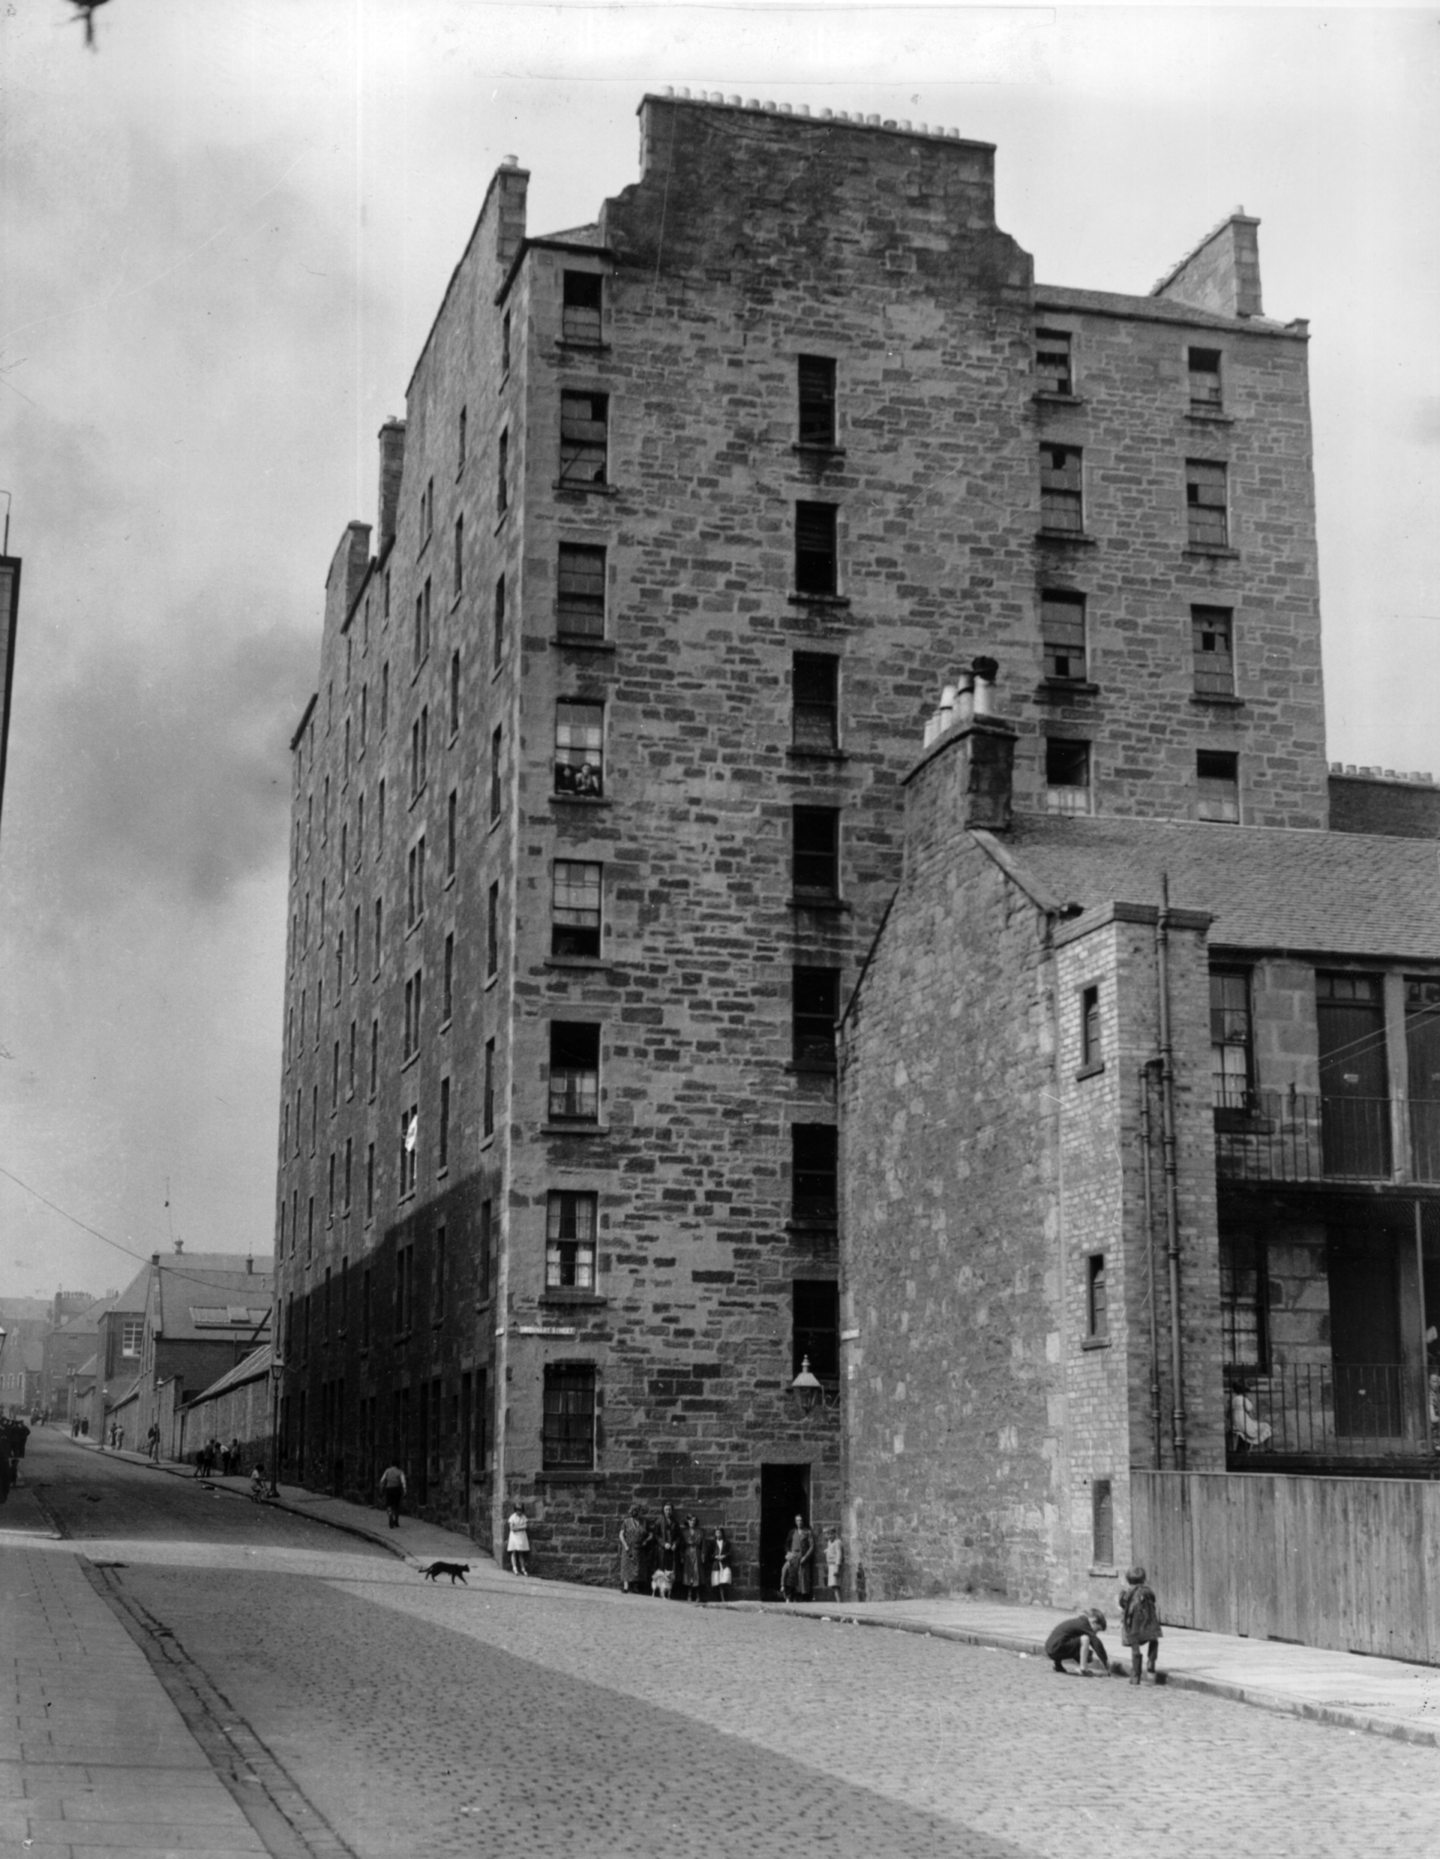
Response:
[1043,1607,1113,1676]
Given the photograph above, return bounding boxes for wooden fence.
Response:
[1132,1470,1440,1665]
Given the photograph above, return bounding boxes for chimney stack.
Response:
[908,661,1017,841]
[377,419,407,558]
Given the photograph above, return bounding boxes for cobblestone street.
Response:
[10,1436,1438,1858]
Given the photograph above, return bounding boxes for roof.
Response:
[150,1255,273,1342]
[997,814,1440,960]
[1035,284,1303,338]
[188,1343,272,1407]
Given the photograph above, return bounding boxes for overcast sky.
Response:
[0,3,1435,1303]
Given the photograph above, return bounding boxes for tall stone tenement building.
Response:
[276,89,1330,1590]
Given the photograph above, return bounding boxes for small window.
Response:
[443,932,455,1022]
[1197,749,1240,823]
[453,515,464,594]
[793,806,840,898]
[446,790,457,878]
[556,543,606,638]
[410,707,428,799]
[438,1078,451,1174]
[792,1279,839,1380]
[1186,459,1228,548]
[400,1106,418,1199]
[500,311,511,375]
[793,966,840,1070]
[560,390,608,486]
[497,429,509,515]
[1092,1479,1114,1568]
[1192,605,1235,696]
[449,650,461,736]
[458,405,467,471]
[490,726,502,824]
[486,879,500,977]
[380,663,389,735]
[414,579,431,668]
[554,700,604,797]
[1086,1254,1108,1338]
[407,835,425,925]
[795,502,838,596]
[1041,590,1087,682]
[1035,327,1073,397]
[1080,984,1101,1072]
[369,1017,378,1098]
[797,355,837,447]
[549,1022,600,1123]
[543,1362,596,1468]
[561,270,603,345]
[1188,347,1222,410]
[483,1038,496,1137]
[792,653,839,751]
[546,1190,598,1291]
[121,1319,143,1358]
[552,859,602,958]
[792,1123,838,1225]
[365,1148,375,1220]
[1040,443,1084,533]
[403,969,423,1058]
[1221,1235,1269,1374]
[1211,968,1253,1113]
[1046,738,1091,815]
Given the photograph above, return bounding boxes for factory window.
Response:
[1035,327,1073,397]
[552,860,602,959]
[487,880,500,978]
[792,806,840,899]
[1197,750,1240,823]
[554,700,604,798]
[559,390,608,486]
[1188,347,1223,411]
[791,1279,839,1381]
[797,355,837,447]
[792,653,839,751]
[794,501,838,596]
[1186,459,1229,548]
[1210,969,1254,1115]
[561,270,603,346]
[1040,443,1084,533]
[791,1124,838,1225]
[1045,738,1091,814]
[1041,590,1087,682]
[556,543,606,638]
[793,966,840,1070]
[542,1363,597,1469]
[1192,606,1235,697]
[1086,1254,1108,1339]
[549,1022,600,1124]
[546,1191,598,1291]
[1079,984,1102,1074]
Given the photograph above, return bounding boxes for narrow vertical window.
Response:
[1086,1254,1108,1338]
[559,390,608,486]
[446,789,458,878]
[493,574,506,668]
[552,860,601,958]
[453,515,464,594]
[797,355,836,447]
[1040,444,1084,533]
[1045,739,1091,815]
[366,1143,375,1219]
[792,806,840,898]
[1186,459,1229,548]
[792,653,839,751]
[487,880,500,977]
[543,1363,596,1468]
[369,1017,378,1097]
[457,404,467,471]
[490,726,503,824]
[449,650,461,735]
[438,1077,451,1174]
[1188,347,1222,411]
[1092,1479,1114,1567]
[548,1022,600,1123]
[380,662,389,735]
[497,428,509,515]
[793,967,840,1070]
[373,897,382,971]
[1035,327,1074,396]
[794,502,838,596]
[1041,590,1087,683]
[483,1038,496,1137]
[434,1225,447,1319]
[561,270,603,344]
[501,310,511,375]
[554,700,604,797]
[791,1124,838,1224]
[443,932,455,1022]
[479,1198,493,1303]
[1079,984,1101,1073]
[1197,750,1240,823]
[1192,605,1235,696]
[546,1191,598,1290]
[556,543,606,638]
[1210,968,1253,1114]
[792,1280,840,1380]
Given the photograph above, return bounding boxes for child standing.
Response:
[823,1527,843,1601]
[1119,1564,1162,1684]
[506,1502,531,1575]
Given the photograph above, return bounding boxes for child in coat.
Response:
[1119,1564,1162,1684]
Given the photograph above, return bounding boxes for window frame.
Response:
[551,859,602,959]
[548,1021,601,1124]
[793,966,840,1071]
[794,501,838,597]
[1045,737,1092,815]
[1192,604,1236,697]
[792,652,840,752]
[1041,589,1088,683]
[559,389,609,487]
[1187,346,1223,412]
[545,1190,599,1292]
[1196,749,1241,823]
[555,543,606,639]
[1185,458,1229,549]
[792,805,840,901]
[561,270,604,346]
[791,1122,838,1226]
[1035,326,1074,397]
[797,355,837,448]
[554,699,604,798]
[542,1361,597,1469]
[1040,443,1084,534]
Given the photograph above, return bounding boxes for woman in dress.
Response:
[506,1502,531,1575]
[618,1503,647,1593]
[680,1513,707,1602]
[709,1524,735,1603]
[653,1502,682,1597]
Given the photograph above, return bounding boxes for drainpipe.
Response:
[1156,873,1187,1469]
[1139,1062,1165,1467]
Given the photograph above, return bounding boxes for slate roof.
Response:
[998,813,1440,959]
[150,1255,273,1343]
[189,1344,272,1407]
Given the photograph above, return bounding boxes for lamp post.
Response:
[789,1356,840,1416]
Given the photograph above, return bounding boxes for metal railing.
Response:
[1228,1362,1434,1461]
[1212,1089,1437,1183]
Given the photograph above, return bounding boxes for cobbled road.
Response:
[27,1437,1440,1858]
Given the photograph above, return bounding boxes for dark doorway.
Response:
[1327,1227,1401,1436]
[460,1372,473,1521]
[1405,979,1440,1180]
[1317,973,1391,1178]
[760,1463,810,1600]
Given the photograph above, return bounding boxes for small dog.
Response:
[421,1560,470,1585]
[650,1566,674,1599]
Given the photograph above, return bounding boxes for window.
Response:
[395,1242,414,1331]
[355,796,364,868]
[559,390,608,486]
[458,404,467,471]
[1040,443,1084,533]
[501,310,511,374]
[443,932,455,1021]
[546,1191,597,1291]
[792,1124,838,1224]
[552,860,601,958]
[561,270,603,345]
[453,516,464,594]
[1210,969,1253,1114]
[793,806,840,899]
[369,1018,379,1098]
[1079,984,1101,1073]
[344,1137,353,1213]
[1186,459,1228,548]
[446,790,457,878]
[791,1279,839,1380]
[449,650,460,735]
[373,897,382,970]
[434,1224,447,1320]
[410,708,428,799]
[792,653,839,751]
[422,475,434,544]
[438,1077,451,1173]
[380,662,389,735]
[543,1363,597,1468]
[407,836,426,925]
[1188,346,1222,411]
[1192,605,1235,696]
[403,969,424,1059]
[366,1142,375,1219]
[479,1198,493,1303]
[348,1018,357,1096]
[556,543,605,637]
[1197,749,1240,823]
[1092,1479,1114,1568]
[400,1106,418,1199]
[1086,1254,1108,1339]
[497,429,509,515]
[121,1319,143,1358]
[554,700,604,797]
[1035,327,1073,396]
[797,355,836,447]
[1221,1235,1269,1373]
[377,779,386,850]
[414,578,431,668]
[359,685,367,751]
[1041,590,1087,682]
[493,574,506,667]
[483,1039,495,1137]
[794,502,837,596]
[490,726,503,823]
[487,880,499,977]
[1045,738,1091,814]
[549,1022,600,1123]
[793,967,840,1070]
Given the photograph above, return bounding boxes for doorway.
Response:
[1327,1226,1401,1436]
[760,1463,811,1600]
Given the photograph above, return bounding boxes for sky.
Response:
[0,2,1436,1303]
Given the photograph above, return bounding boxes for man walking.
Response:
[379,1461,407,1529]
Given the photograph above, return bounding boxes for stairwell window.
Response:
[795,502,838,596]
[1186,459,1229,548]
[797,355,837,447]
[560,391,608,486]
[792,653,839,751]
[1045,738,1091,815]
[1079,984,1102,1075]
[552,860,602,958]
[1086,1254,1108,1340]
[546,1190,598,1291]
[549,1022,600,1123]
[1192,606,1235,697]
[1197,749,1240,822]
[556,543,606,638]
[1188,347,1223,411]
[1210,969,1254,1115]
[554,700,604,797]
[1040,443,1084,533]
[1041,590,1087,682]
[1035,327,1074,397]
[561,270,603,345]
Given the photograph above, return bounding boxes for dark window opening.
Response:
[792,1123,838,1225]
[1192,605,1235,696]
[1188,346,1223,410]
[793,806,840,898]
[1041,590,1087,681]
[561,271,603,345]
[559,390,608,486]
[1040,443,1084,533]
[792,652,839,750]
[792,1278,839,1380]
[549,1021,600,1123]
[1197,749,1240,823]
[542,1362,597,1468]
[1046,738,1091,814]
[552,860,602,958]
[556,543,606,637]
[1092,1479,1114,1567]
[1086,1254,1108,1338]
[798,355,837,447]
[546,1191,597,1291]
[1186,459,1228,548]
[1035,327,1073,396]
[1080,984,1101,1072]
[793,966,840,1070]
[795,501,838,596]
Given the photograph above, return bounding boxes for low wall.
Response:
[180,1374,272,1472]
[1133,1469,1440,1664]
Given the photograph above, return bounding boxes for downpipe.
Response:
[1139,1061,1164,1467]
[1156,874,1187,1469]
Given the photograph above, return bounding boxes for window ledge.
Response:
[540,1291,607,1308]
[1036,530,1098,547]
[401,1051,420,1073]
[553,634,616,654]
[786,746,848,763]
[785,1220,838,1238]
[1036,678,1100,700]
[493,510,510,537]
[1081,1336,1113,1352]
[550,794,612,809]
[785,1061,837,1079]
[484,973,500,993]
[1033,391,1085,407]
[554,338,611,355]
[786,593,851,609]
[1075,1061,1105,1082]
[536,1468,606,1483]
[1190,692,1245,708]
[1183,544,1239,560]
[1186,409,1233,424]
[791,442,847,460]
[541,1121,609,1137]
[789,894,850,915]
[552,481,619,497]
[439,1015,453,1035]
[544,956,608,972]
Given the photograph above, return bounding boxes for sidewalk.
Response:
[67,1432,1440,1751]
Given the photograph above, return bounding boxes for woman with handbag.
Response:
[709,1524,735,1602]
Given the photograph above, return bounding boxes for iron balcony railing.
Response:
[1214,1089,1440,1185]
[1228,1362,1434,1462]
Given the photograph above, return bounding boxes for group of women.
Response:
[618,1501,735,1601]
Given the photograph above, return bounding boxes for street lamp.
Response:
[790,1356,839,1416]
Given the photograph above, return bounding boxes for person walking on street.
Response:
[379,1461,407,1529]
[146,1423,161,1463]
[1119,1565,1163,1685]
[618,1504,647,1593]
[506,1503,531,1574]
